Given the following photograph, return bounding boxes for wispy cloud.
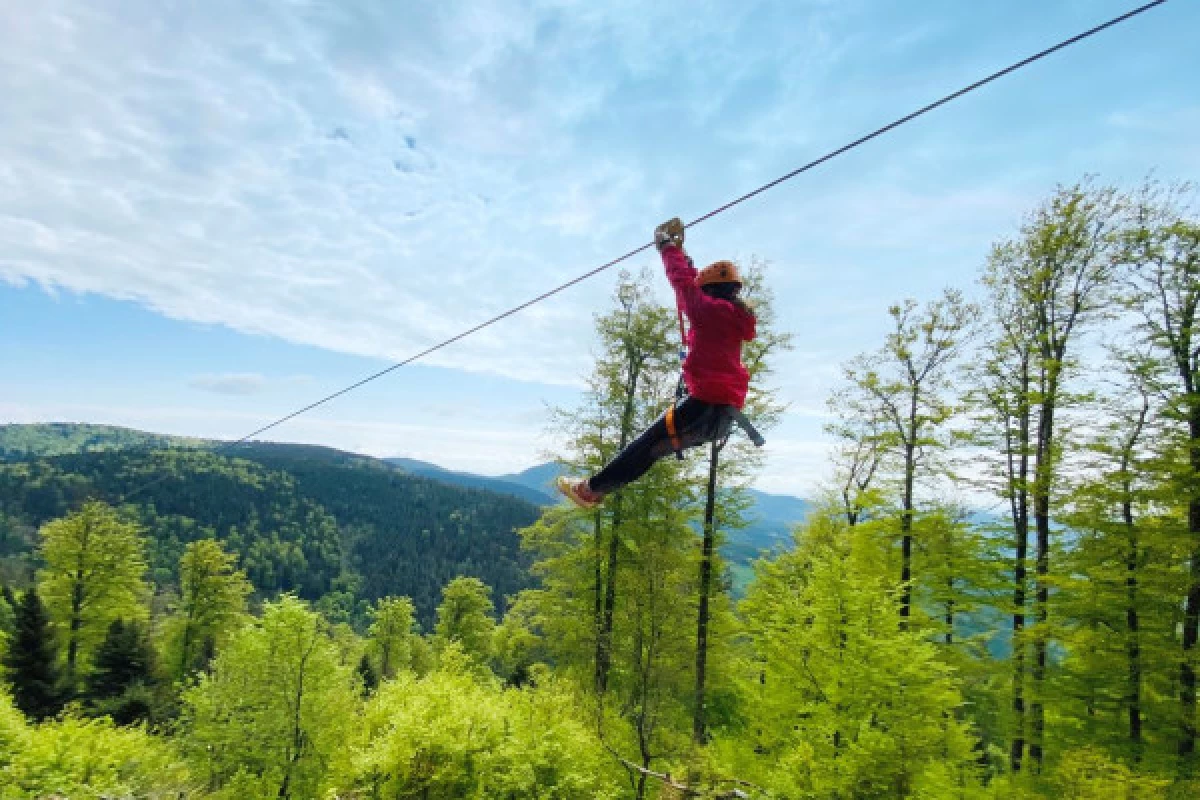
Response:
[0,0,853,389]
[0,0,1191,494]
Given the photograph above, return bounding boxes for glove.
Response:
[654,217,685,252]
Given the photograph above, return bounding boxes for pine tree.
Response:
[86,618,157,725]
[357,652,378,695]
[2,587,64,720]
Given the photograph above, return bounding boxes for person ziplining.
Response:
[556,218,760,509]
[117,3,1161,506]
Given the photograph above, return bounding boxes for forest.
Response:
[2,178,1199,798]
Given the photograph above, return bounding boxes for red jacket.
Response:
[662,245,756,409]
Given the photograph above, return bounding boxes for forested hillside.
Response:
[0,422,204,460]
[0,440,538,626]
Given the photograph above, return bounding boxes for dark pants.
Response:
[589,397,733,495]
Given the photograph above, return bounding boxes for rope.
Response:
[118,0,1163,501]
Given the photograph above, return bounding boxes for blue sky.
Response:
[1,0,1196,495]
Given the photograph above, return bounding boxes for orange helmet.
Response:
[696,260,741,288]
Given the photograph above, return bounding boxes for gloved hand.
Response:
[654,217,685,252]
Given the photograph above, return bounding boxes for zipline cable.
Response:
[121,0,1164,500]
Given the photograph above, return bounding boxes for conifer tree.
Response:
[86,618,157,725]
[37,500,149,688]
[357,652,378,695]
[2,587,64,720]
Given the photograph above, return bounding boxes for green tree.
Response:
[162,537,252,681]
[968,236,1040,772]
[36,500,149,688]
[2,587,64,720]
[840,289,977,624]
[970,182,1122,771]
[85,618,158,726]
[182,594,359,799]
[350,663,623,798]
[738,505,980,798]
[0,584,14,660]
[433,576,495,664]
[367,595,419,680]
[0,684,194,799]
[1121,181,1200,761]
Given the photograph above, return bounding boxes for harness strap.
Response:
[665,403,684,456]
[728,407,766,447]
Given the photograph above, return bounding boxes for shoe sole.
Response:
[556,477,600,509]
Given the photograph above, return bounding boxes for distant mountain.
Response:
[498,463,561,500]
[386,458,554,506]
[388,458,808,585]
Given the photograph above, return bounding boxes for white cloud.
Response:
[0,0,857,391]
[1,0,1191,495]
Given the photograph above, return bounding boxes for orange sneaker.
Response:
[556,476,604,509]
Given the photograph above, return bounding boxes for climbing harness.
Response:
[665,403,685,455]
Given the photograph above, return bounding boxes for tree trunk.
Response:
[1180,403,1200,758]
[1030,388,1056,773]
[945,581,954,646]
[1009,377,1031,774]
[599,518,620,694]
[593,513,606,694]
[900,418,916,625]
[597,352,642,694]
[1124,498,1143,760]
[1011,520,1027,773]
[1027,379,1056,772]
[693,441,721,744]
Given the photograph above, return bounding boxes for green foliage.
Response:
[2,588,64,720]
[37,500,149,685]
[0,422,203,461]
[351,663,623,798]
[0,686,195,799]
[367,595,420,679]
[85,619,159,726]
[182,595,359,799]
[161,537,252,681]
[737,507,981,798]
[434,576,495,664]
